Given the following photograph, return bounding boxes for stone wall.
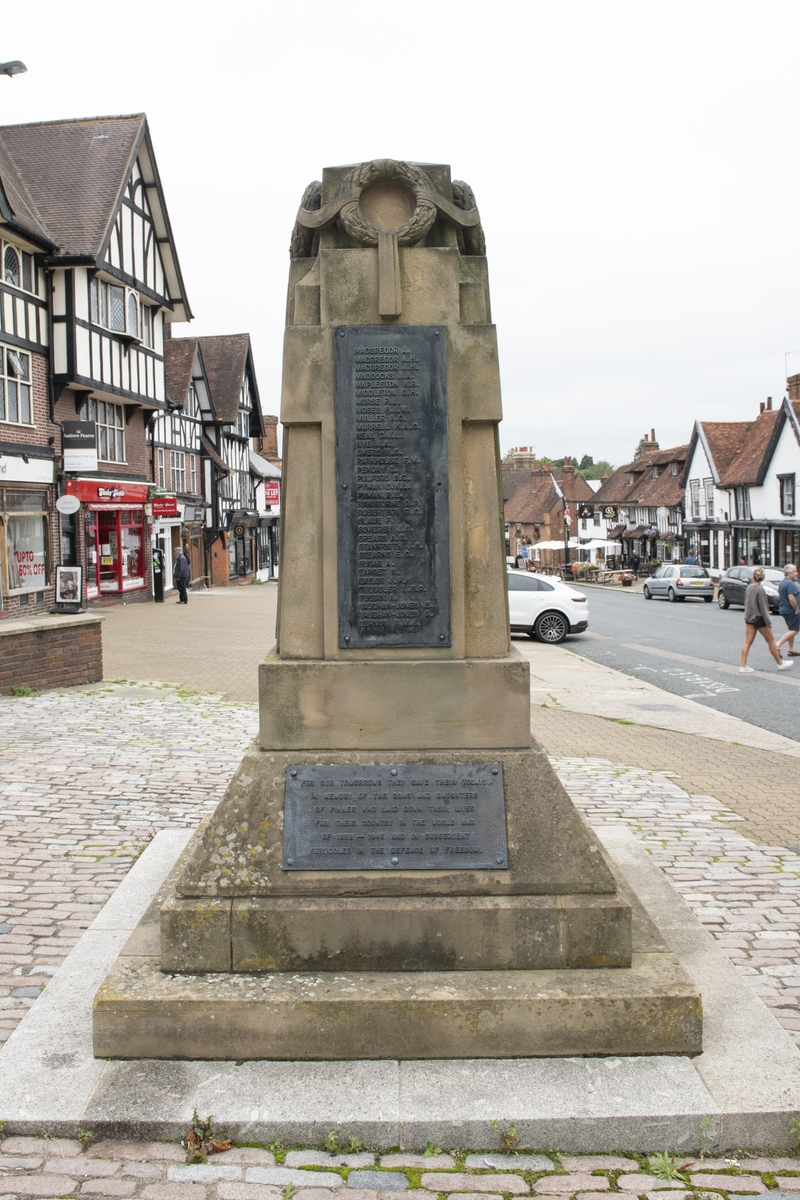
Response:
[0,615,103,694]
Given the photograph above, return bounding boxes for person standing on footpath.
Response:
[740,567,793,672]
[173,546,191,605]
[776,563,800,657]
[629,551,640,578]
[684,551,699,565]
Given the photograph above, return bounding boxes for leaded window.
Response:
[3,246,19,287]
[0,346,32,425]
[1,242,37,295]
[89,277,140,337]
[171,450,186,494]
[79,396,125,462]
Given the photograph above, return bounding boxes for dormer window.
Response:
[90,277,142,340]
[628,472,635,485]
[652,465,659,479]
[671,463,678,475]
[2,242,36,295]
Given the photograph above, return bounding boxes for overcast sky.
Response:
[3,1,799,467]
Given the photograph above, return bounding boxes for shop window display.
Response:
[1,489,49,593]
[84,507,145,596]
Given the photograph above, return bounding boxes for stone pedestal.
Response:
[93,158,701,1060]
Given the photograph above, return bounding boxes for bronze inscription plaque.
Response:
[335,326,450,648]
[282,764,507,871]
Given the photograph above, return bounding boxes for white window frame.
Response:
[689,480,700,519]
[0,345,33,426]
[704,479,714,520]
[157,447,165,490]
[190,454,197,495]
[779,474,796,517]
[89,276,142,339]
[79,396,126,463]
[171,450,186,494]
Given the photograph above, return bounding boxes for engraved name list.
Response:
[335,326,450,648]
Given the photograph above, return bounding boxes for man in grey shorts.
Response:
[776,563,800,657]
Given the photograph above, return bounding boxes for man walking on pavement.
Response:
[173,546,191,605]
[776,563,800,657]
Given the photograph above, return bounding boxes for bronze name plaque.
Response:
[282,764,507,871]
[335,326,450,648]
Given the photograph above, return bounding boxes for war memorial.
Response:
[2,160,800,1147]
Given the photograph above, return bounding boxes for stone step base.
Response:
[161,890,633,973]
[93,950,701,1060]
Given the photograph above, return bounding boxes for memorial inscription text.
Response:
[283,763,508,871]
[335,326,450,648]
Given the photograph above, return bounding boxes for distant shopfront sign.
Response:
[151,496,179,517]
[0,454,54,484]
[62,421,98,473]
[65,478,149,504]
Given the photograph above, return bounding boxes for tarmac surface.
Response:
[572,585,800,742]
[3,584,800,1168]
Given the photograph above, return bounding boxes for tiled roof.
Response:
[504,470,592,527]
[201,435,230,474]
[197,334,251,425]
[593,445,688,507]
[0,139,52,246]
[0,114,144,256]
[164,338,197,408]
[717,410,780,486]
[698,421,752,480]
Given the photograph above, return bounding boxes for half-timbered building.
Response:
[0,114,191,606]
[0,146,59,618]
[164,334,265,586]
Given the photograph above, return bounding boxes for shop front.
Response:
[0,452,55,615]
[774,527,800,568]
[227,510,259,580]
[732,525,771,567]
[65,479,150,601]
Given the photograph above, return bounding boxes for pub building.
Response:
[0,113,192,608]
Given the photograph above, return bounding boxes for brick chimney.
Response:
[255,415,280,464]
[639,430,660,457]
[788,375,800,403]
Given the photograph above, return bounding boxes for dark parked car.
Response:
[642,564,714,602]
[717,566,783,613]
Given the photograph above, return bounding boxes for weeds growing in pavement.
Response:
[424,1142,443,1158]
[649,1152,689,1182]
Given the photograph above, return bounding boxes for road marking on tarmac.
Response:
[621,641,800,687]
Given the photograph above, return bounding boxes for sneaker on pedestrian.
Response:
[778,660,794,671]
[739,665,754,673]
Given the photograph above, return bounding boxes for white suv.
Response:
[507,569,589,644]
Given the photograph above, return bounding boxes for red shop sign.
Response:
[264,481,280,506]
[151,496,179,517]
[66,478,149,504]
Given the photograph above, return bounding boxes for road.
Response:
[559,585,800,743]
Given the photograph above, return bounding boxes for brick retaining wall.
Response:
[0,615,103,694]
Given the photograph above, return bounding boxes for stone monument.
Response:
[94,160,701,1059]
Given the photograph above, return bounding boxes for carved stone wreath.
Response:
[338,159,438,247]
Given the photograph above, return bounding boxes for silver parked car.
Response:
[643,564,714,602]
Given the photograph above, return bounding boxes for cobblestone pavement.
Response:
[0,682,257,1045]
[553,756,800,1046]
[1,1139,800,1199]
[6,592,800,1167]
